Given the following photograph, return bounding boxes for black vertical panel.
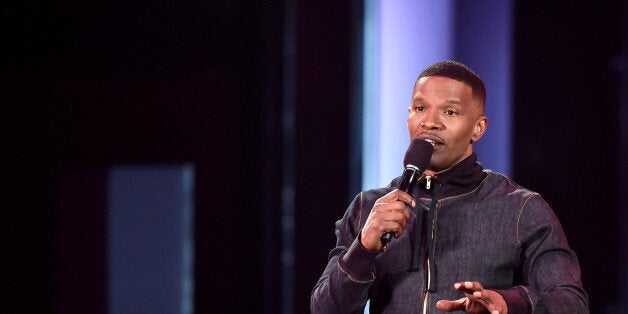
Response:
[620,0,628,309]
[513,1,622,312]
[260,0,286,312]
[55,170,108,314]
[3,0,280,312]
[3,81,57,313]
[293,1,354,313]
[279,0,297,312]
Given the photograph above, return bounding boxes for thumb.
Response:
[435,298,466,312]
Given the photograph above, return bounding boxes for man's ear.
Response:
[472,116,488,142]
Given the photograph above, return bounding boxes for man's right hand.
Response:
[360,189,414,251]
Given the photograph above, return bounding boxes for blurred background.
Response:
[3,0,626,313]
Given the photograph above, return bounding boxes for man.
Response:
[310,61,588,313]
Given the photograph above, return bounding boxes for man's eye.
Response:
[445,109,457,116]
[414,106,425,112]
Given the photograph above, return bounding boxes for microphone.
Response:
[380,138,434,246]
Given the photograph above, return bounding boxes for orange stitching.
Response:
[516,194,537,247]
[337,260,374,283]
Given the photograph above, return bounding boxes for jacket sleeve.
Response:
[495,193,589,313]
[310,192,381,314]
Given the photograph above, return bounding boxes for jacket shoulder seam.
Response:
[516,193,540,247]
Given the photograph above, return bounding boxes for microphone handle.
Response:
[380,166,422,246]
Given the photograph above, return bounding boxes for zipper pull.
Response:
[425,175,432,189]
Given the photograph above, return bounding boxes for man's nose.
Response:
[422,111,441,129]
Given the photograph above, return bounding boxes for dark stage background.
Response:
[3,1,626,313]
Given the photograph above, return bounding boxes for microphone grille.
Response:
[403,138,434,170]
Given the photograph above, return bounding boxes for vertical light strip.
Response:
[363,1,513,192]
[361,2,453,312]
[360,2,512,312]
[361,0,380,191]
[363,0,453,190]
[108,165,194,314]
[180,168,195,314]
[454,1,512,175]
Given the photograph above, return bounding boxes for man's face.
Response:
[407,76,487,174]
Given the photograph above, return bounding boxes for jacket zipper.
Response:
[422,176,436,314]
[422,258,431,314]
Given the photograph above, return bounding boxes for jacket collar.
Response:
[418,153,487,198]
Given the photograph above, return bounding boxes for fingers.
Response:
[367,205,408,235]
[372,190,414,233]
[374,189,416,206]
[369,210,409,234]
[436,281,508,314]
[450,282,507,314]
[453,281,484,294]
[454,281,493,304]
[383,189,416,208]
[454,281,488,306]
[360,189,415,251]
[373,189,414,218]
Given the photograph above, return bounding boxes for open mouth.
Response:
[418,135,444,148]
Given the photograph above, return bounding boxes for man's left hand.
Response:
[435,281,508,314]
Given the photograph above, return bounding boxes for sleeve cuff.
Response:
[338,233,379,282]
[494,286,531,314]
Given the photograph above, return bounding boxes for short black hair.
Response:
[417,61,486,107]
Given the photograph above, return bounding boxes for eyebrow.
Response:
[412,97,464,106]
[445,100,463,106]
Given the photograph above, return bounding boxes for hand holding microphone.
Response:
[360,138,434,251]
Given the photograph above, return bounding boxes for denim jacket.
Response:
[311,154,588,313]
